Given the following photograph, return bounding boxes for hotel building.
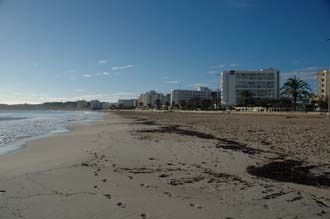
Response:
[138,91,170,108]
[316,70,330,100]
[221,68,280,106]
[171,87,221,106]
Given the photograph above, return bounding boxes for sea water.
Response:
[0,110,102,155]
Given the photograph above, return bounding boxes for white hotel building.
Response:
[316,70,330,100]
[171,87,220,106]
[221,68,280,106]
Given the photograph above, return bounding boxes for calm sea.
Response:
[0,110,102,155]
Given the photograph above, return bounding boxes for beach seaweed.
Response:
[247,160,330,187]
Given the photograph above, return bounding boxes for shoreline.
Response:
[0,112,329,219]
[0,112,104,156]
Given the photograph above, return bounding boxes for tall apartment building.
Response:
[316,70,330,100]
[171,87,220,106]
[221,68,280,106]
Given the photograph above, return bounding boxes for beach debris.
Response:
[287,196,303,202]
[262,191,290,200]
[137,125,218,140]
[169,176,205,186]
[81,162,89,167]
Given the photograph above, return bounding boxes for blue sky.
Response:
[0,0,329,104]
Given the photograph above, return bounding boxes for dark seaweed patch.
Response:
[216,139,265,155]
[138,125,218,140]
[247,160,330,187]
[138,125,265,156]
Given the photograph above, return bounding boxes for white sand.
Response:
[0,113,329,219]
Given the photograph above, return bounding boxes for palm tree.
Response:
[280,76,312,111]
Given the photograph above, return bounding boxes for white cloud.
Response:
[103,72,109,75]
[41,92,139,103]
[83,74,92,78]
[211,64,226,69]
[98,59,108,64]
[208,70,218,74]
[229,63,239,67]
[112,64,135,70]
[166,80,179,84]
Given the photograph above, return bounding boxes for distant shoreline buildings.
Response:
[6,67,330,111]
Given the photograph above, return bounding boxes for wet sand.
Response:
[0,111,329,218]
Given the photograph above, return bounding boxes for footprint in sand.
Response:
[140,213,148,219]
[190,203,203,209]
[117,202,126,208]
[163,192,173,197]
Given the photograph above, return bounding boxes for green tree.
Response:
[280,77,312,111]
[238,90,255,107]
[180,100,187,110]
[155,99,161,109]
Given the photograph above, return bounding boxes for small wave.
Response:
[0,111,103,155]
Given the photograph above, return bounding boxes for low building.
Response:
[90,100,102,110]
[118,99,137,108]
[101,102,111,109]
[76,100,89,109]
[170,87,220,106]
[138,91,167,108]
[221,68,280,106]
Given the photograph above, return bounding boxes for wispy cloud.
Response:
[166,80,179,84]
[209,64,227,74]
[208,70,218,74]
[40,92,139,103]
[83,74,92,78]
[229,63,240,67]
[98,59,108,64]
[211,64,226,69]
[112,64,135,70]
[281,66,326,81]
[95,72,110,76]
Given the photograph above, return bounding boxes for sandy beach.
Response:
[0,111,329,219]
